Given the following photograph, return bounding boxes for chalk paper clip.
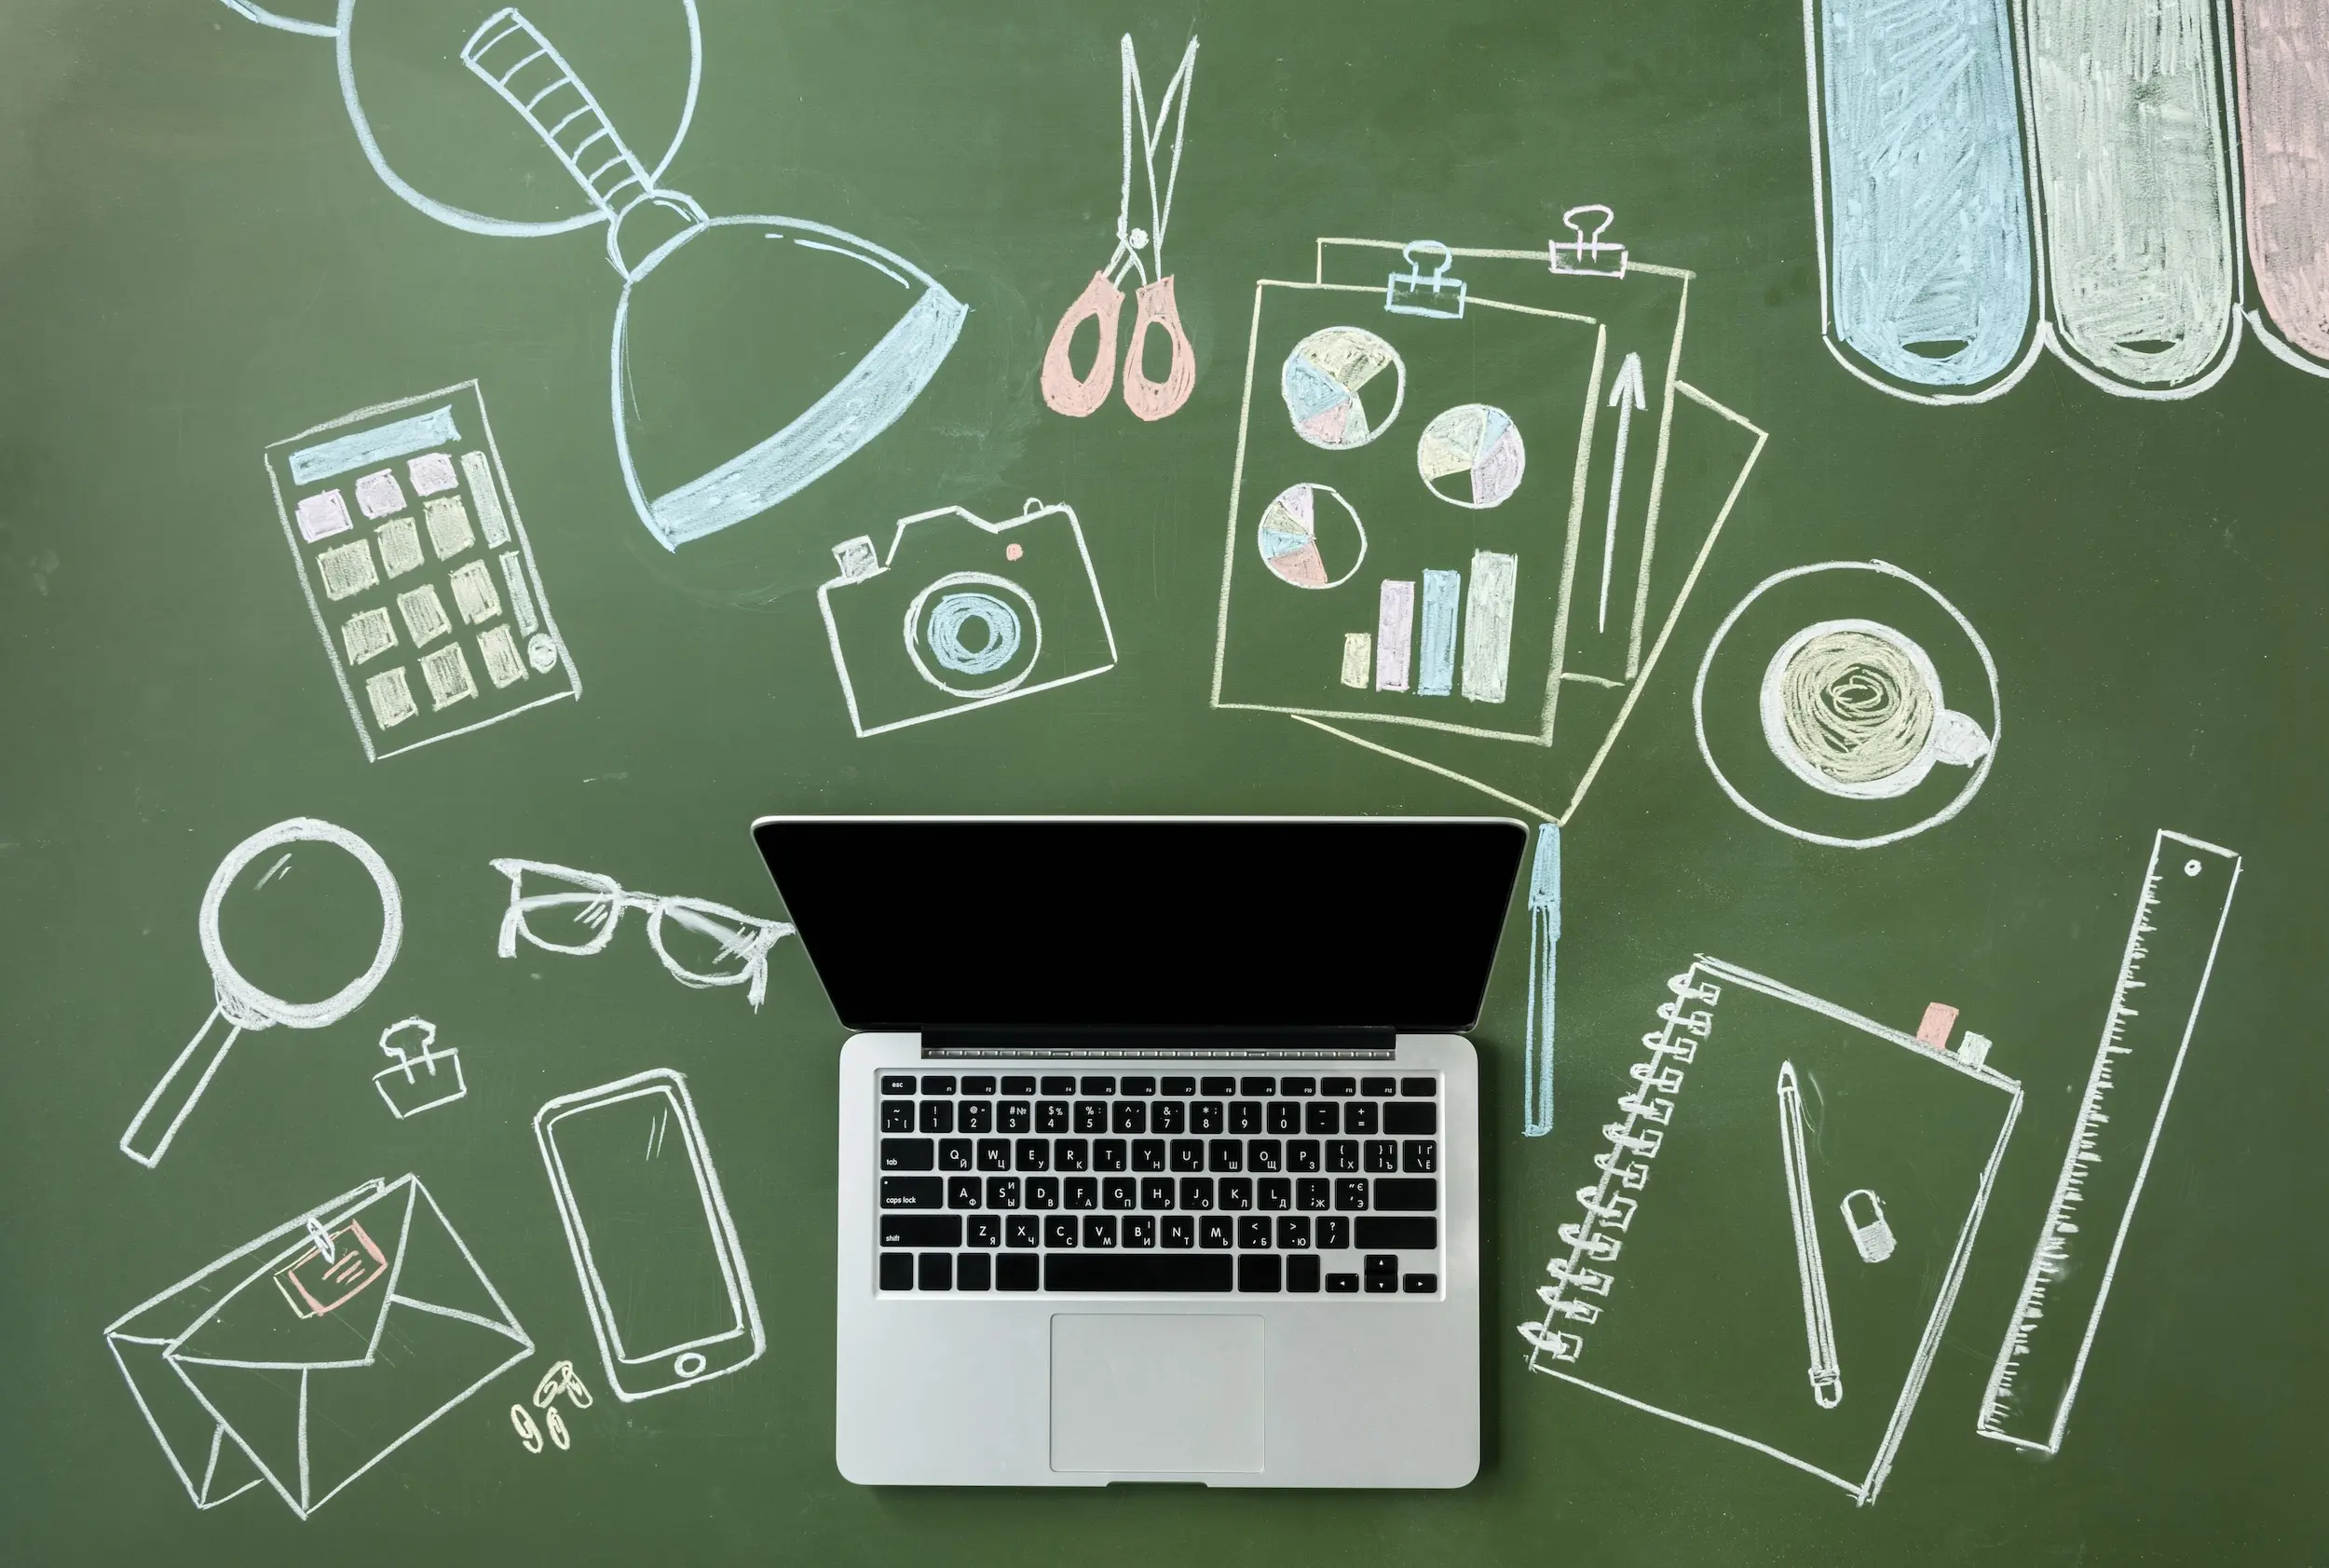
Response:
[374,1016,466,1120]
[1549,204,1627,279]
[1384,240,1466,319]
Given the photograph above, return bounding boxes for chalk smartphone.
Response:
[754,816,1526,1487]
[536,1070,766,1399]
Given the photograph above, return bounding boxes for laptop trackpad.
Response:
[1050,1315,1264,1475]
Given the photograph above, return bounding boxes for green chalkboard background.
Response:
[3,0,2324,1562]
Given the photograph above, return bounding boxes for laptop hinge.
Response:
[920,1029,1396,1060]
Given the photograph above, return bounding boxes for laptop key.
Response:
[1151,1102,1187,1135]
[880,1177,943,1208]
[1404,1140,1437,1173]
[1334,1179,1369,1210]
[1402,1274,1437,1294]
[1005,1216,1039,1248]
[1385,1103,1437,1135]
[1365,1140,1397,1174]
[1280,1077,1316,1098]
[1297,1179,1330,1212]
[1267,1102,1300,1135]
[1318,1217,1349,1249]
[1161,1076,1196,1097]
[1037,1101,1069,1133]
[1219,1178,1253,1211]
[1364,1254,1397,1292]
[1170,1139,1204,1172]
[879,1075,916,1096]
[919,1253,953,1291]
[1064,1178,1097,1210]
[1014,1139,1049,1172]
[1192,1102,1224,1134]
[1056,1139,1089,1172]
[1102,1177,1137,1210]
[1074,1100,1107,1134]
[1328,1140,1359,1173]
[947,1177,981,1209]
[1355,1217,1437,1250]
[961,1075,997,1095]
[1207,1139,1243,1173]
[919,1075,957,1096]
[1344,1102,1378,1135]
[1239,1218,1273,1249]
[880,1138,934,1171]
[1041,1075,1077,1096]
[1001,1076,1037,1095]
[1306,1102,1340,1135]
[1199,1216,1233,1248]
[1248,1139,1282,1173]
[1095,1139,1126,1171]
[1230,1101,1261,1134]
[1287,1255,1322,1292]
[1322,1077,1357,1098]
[958,1254,992,1292]
[880,1214,962,1248]
[1178,1177,1214,1210]
[1237,1255,1282,1293]
[1027,1178,1059,1209]
[1361,1077,1396,1097]
[1375,1179,1437,1212]
[919,1101,953,1134]
[1140,1178,1175,1209]
[997,1253,1039,1291]
[1080,1076,1117,1095]
[942,1139,974,1172]
[1120,1075,1157,1096]
[1277,1216,1311,1249]
[879,1252,913,1290]
[1289,1139,1320,1172]
[1112,1101,1147,1134]
[1043,1254,1233,1292]
[968,1216,1001,1248]
[977,1139,1011,1171]
[1401,1076,1437,1097]
[986,1177,1020,1209]
[1326,1272,1359,1293]
[1163,1216,1195,1248]
[959,1101,992,1134]
[1045,1217,1079,1248]
[1083,1216,1118,1248]
[1133,1139,1165,1171]
[880,1101,914,1133]
[1240,1076,1276,1096]
[1200,1076,1236,1096]
[1124,1216,1156,1248]
[1259,1179,1291,1211]
[1000,1101,1031,1133]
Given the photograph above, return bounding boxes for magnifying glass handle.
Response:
[120,1008,244,1168]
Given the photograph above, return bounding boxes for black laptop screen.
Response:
[753,817,1530,1032]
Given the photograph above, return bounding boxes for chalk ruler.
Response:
[1976,828,2241,1453]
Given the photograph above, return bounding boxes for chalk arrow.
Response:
[1599,352,1647,634]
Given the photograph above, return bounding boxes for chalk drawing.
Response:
[492,859,793,1011]
[1520,824,1561,1139]
[459,7,966,548]
[511,1357,593,1453]
[2233,0,2329,373]
[1696,562,2000,848]
[2022,0,2241,395]
[1978,830,2240,1453]
[1805,0,2039,398]
[537,1070,766,1400]
[1778,1059,1845,1410]
[264,382,579,761]
[105,1175,532,1516]
[1842,1189,1896,1263]
[121,818,402,1168]
[1042,34,1200,421]
[373,1017,466,1120]
[820,499,1117,738]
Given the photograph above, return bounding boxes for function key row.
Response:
[878,1073,1437,1098]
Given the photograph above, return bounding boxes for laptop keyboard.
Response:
[874,1070,1445,1296]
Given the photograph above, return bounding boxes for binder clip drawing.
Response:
[1384,240,1467,320]
[373,1017,466,1120]
[1549,204,1628,279]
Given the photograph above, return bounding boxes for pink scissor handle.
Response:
[1041,271,1124,417]
[1121,275,1194,421]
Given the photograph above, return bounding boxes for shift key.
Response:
[880,1177,945,1208]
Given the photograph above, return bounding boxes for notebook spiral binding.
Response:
[1519,965,1721,1365]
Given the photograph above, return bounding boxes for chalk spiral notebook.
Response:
[1519,957,2023,1504]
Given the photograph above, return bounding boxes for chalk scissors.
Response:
[1041,34,1200,422]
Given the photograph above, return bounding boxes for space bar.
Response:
[1043,1254,1234,1292]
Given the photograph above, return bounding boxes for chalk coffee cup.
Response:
[1759,619,1992,799]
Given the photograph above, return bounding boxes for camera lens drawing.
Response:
[1416,403,1525,509]
[1282,327,1405,450]
[1258,483,1367,590]
[1695,561,2000,848]
[120,818,402,1168]
[906,574,1041,697]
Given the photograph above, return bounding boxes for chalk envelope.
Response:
[105,1176,532,1519]
[613,215,968,550]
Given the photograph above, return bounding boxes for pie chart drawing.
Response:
[1417,402,1526,509]
[1281,327,1406,450]
[1257,484,1367,590]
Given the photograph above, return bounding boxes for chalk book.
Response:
[1520,957,2023,1504]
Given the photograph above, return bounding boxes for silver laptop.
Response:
[753,815,1528,1488]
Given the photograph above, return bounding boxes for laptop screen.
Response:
[752,816,1530,1033]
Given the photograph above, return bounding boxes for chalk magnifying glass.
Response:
[120,818,402,1168]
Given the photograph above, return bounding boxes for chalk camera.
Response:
[818,499,1118,737]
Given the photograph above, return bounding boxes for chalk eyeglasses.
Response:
[491,859,793,1010]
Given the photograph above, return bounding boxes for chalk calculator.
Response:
[265,382,579,761]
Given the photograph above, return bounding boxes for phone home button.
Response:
[674,1351,707,1379]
